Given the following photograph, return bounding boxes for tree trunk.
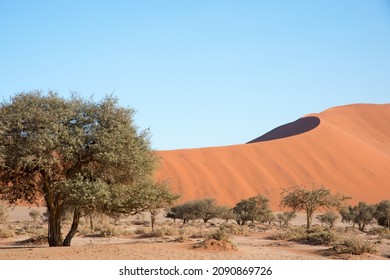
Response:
[306,210,313,230]
[89,212,94,230]
[150,211,156,233]
[46,198,64,247]
[63,208,81,246]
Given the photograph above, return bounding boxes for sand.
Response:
[156,103,390,209]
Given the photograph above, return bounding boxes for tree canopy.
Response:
[0,91,157,246]
[280,184,349,229]
[233,194,271,225]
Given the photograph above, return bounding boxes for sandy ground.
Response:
[1,207,389,260]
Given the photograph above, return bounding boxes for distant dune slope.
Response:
[156,104,390,209]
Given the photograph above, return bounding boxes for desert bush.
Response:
[272,227,337,245]
[272,226,307,241]
[367,227,390,239]
[193,227,236,251]
[152,226,178,237]
[233,194,271,225]
[0,204,9,224]
[169,198,223,224]
[332,238,377,255]
[175,228,191,242]
[374,200,390,229]
[134,226,151,235]
[135,226,179,238]
[219,206,236,223]
[207,228,231,242]
[0,226,15,238]
[219,224,249,236]
[305,229,337,245]
[276,211,297,228]
[340,202,376,231]
[15,224,46,236]
[93,223,119,237]
[29,209,42,223]
[316,212,338,228]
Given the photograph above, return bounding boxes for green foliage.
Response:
[339,206,354,223]
[374,200,390,229]
[340,202,376,232]
[233,194,271,225]
[218,206,236,223]
[168,198,222,224]
[280,184,349,229]
[0,91,157,246]
[276,211,297,228]
[120,180,180,231]
[316,211,338,228]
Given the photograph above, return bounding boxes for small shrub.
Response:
[207,228,231,242]
[316,212,338,228]
[15,224,46,236]
[0,204,9,224]
[29,209,42,222]
[272,227,307,241]
[276,211,297,228]
[367,227,390,239]
[219,224,249,236]
[332,238,377,255]
[193,228,236,251]
[134,226,152,235]
[306,229,337,245]
[272,227,337,245]
[0,226,15,238]
[94,224,118,237]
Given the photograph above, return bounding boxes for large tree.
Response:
[280,184,349,229]
[0,91,157,246]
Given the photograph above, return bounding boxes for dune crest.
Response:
[246,116,320,143]
[156,103,390,209]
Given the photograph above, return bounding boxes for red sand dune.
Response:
[156,103,390,209]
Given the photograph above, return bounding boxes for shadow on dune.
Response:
[247,116,320,144]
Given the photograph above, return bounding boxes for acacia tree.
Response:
[316,211,338,228]
[233,194,270,225]
[125,180,180,232]
[280,184,349,229]
[0,91,157,246]
[350,202,376,232]
[375,200,390,229]
[276,211,297,228]
[167,198,222,224]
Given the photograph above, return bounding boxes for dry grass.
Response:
[332,238,378,255]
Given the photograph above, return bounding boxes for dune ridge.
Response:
[156,103,390,209]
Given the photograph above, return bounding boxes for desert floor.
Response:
[0,206,389,260]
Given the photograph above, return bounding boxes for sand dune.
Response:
[156,103,390,209]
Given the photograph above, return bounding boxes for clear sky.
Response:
[1,0,389,150]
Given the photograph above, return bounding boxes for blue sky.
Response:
[1,0,389,150]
